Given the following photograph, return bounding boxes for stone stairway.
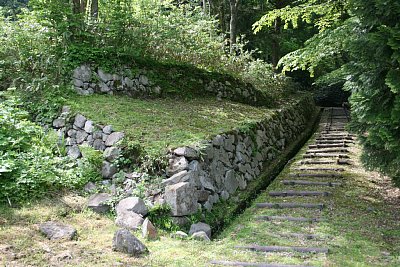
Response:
[210,107,354,267]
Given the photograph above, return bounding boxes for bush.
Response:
[0,93,100,205]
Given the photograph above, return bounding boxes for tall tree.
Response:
[229,0,240,53]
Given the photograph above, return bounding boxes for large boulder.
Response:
[112,229,148,256]
[224,170,239,194]
[189,222,211,239]
[164,182,198,216]
[39,221,77,240]
[87,193,111,213]
[116,197,148,216]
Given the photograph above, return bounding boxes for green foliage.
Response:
[264,0,400,184]
[0,94,100,204]
[147,204,180,231]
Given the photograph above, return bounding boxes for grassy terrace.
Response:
[67,94,272,156]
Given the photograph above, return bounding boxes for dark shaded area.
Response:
[314,84,350,107]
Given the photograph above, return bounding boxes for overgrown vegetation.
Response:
[0,93,101,205]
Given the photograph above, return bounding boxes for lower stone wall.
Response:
[161,95,318,222]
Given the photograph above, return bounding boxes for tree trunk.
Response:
[271,17,281,67]
[80,0,87,13]
[202,0,207,14]
[229,0,240,54]
[73,0,81,14]
[91,0,98,18]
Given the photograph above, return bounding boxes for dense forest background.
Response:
[0,0,399,203]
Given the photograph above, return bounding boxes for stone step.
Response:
[316,137,354,141]
[303,154,349,159]
[306,149,349,154]
[289,173,342,178]
[256,215,323,222]
[309,144,349,149]
[279,233,322,240]
[210,260,315,267]
[256,202,325,209]
[236,245,329,254]
[269,191,331,197]
[299,159,351,165]
[298,160,336,165]
[293,167,345,172]
[315,140,354,144]
[283,180,341,187]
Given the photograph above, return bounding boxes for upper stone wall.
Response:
[72,64,271,106]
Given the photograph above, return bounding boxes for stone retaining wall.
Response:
[52,107,124,179]
[161,95,318,221]
[72,64,269,105]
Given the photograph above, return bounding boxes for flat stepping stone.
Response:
[269,190,331,197]
[210,260,315,267]
[306,149,349,154]
[236,245,328,254]
[293,167,345,172]
[289,173,342,178]
[283,180,341,187]
[303,154,349,159]
[256,202,324,209]
[256,216,323,222]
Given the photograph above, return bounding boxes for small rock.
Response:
[103,147,121,162]
[87,193,111,213]
[84,120,94,133]
[191,231,211,242]
[98,69,113,82]
[197,190,210,202]
[112,229,148,256]
[102,161,117,179]
[116,197,148,216]
[189,222,211,238]
[39,221,76,240]
[142,218,158,240]
[67,145,81,159]
[115,212,144,230]
[161,170,189,186]
[166,156,189,177]
[105,132,124,146]
[139,75,149,86]
[220,190,229,201]
[76,130,88,144]
[84,182,97,192]
[74,114,87,129]
[103,125,113,134]
[171,231,188,239]
[173,147,199,160]
[52,118,66,129]
[93,139,106,151]
[50,251,73,264]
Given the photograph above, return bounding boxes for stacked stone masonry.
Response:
[72,64,161,97]
[52,107,124,179]
[163,97,316,219]
[72,64,266,105]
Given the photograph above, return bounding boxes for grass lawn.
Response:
[67,94,273,156]
[1,125,399,266]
